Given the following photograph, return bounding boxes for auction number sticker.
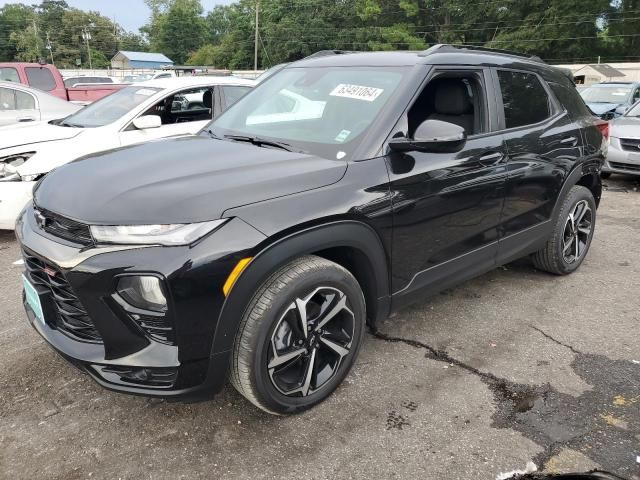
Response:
[330,84,384,102]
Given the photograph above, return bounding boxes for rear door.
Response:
[493,68,584,263]
[0,86,39,126]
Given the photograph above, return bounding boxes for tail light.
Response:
[595,120,609,141]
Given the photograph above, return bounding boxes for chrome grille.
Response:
[619,138,640,152]
[34,207,93,246]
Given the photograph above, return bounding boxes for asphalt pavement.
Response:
[0,176,638,480]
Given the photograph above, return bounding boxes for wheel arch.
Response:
[552,163,602,221]
[211,220,391,354]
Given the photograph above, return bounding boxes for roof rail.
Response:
[304,50,357,59]
[419,44,545,64]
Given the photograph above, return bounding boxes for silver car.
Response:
[0,81,81,127]
[604,100,640,178]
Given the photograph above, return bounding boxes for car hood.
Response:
[34,136,347,225]
[586,102,622,115]
[610,116,640,138]
[0,122,82,150]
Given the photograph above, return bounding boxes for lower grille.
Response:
[131,312,174,344]
[22,249,102,343]
[96,365,177,388]
[619,138,640,152]
[610,161,640,172]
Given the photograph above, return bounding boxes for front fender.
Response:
[210,220,391,354]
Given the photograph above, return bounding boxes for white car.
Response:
[0,81,81,127]
[0,76,254,229]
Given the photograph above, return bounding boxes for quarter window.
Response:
[498,70,551,129]
[25,67,56,91]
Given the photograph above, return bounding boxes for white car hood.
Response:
[0,122,83,151]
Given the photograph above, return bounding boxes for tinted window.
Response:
[0,67,20,83]
[222,86,251,107]
[25,67,56,91]
[498,70,551,128]
[549,82,592,118]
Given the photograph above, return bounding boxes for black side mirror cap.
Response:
[389,119,467,154]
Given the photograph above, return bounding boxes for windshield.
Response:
[62,86,161,128]
[580,86,632,103]
[210,66,406,160]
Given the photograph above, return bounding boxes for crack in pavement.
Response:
[529,326,582,355]
[370,328,640,477]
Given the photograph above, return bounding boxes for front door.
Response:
[388,67,508,309]
[119,87,214,147]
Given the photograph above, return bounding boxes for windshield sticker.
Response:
[335,130,351,142]
[336,151,346,159]
[330,84,384,102]
[135,88,157,96]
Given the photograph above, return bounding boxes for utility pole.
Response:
[45,32,54,65]
[82,26,93,70]
[254,1,259,72]
[32,18,40,62]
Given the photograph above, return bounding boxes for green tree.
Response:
[143,0,206,63]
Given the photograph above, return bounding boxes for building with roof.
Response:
[554,63,632,86]
[111,51,174,70]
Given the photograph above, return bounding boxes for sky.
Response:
[0,0,235,32]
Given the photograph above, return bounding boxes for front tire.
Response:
[229,255,366,414]
[532,185,596,275]
[600,172,612,180]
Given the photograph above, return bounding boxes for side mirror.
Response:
[132,115,162,130]
[615,105,629,115]
[389,119,467,153]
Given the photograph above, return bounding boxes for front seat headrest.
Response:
[203,90,213,109]
[434,82,472,115]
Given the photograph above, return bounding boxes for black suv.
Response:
[17,45,606,414]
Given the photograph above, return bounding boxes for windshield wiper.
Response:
[60,120,83,128]
[224,134,302,153]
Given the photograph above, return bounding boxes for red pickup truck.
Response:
[0,62,125,104]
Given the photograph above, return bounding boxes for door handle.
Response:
[18,117,35,122]
[478,151,505,166]
[560,136,578,146]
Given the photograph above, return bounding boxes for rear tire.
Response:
[532,185,596,275]
[229,255,366,414]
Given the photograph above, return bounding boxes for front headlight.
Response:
[90,219,228,246]
[0,152,37,182]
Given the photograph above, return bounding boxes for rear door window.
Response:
[25,67,57,91]
[0,67,20,83]
[0,87,36,110]
[497,70,552,129]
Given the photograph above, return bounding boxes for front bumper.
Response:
[17,206,266,400]
[603,138,640,176]
[0,181,35,230]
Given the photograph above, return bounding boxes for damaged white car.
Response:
[0,76,254,229]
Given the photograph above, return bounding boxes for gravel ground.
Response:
[0,176,638,480]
